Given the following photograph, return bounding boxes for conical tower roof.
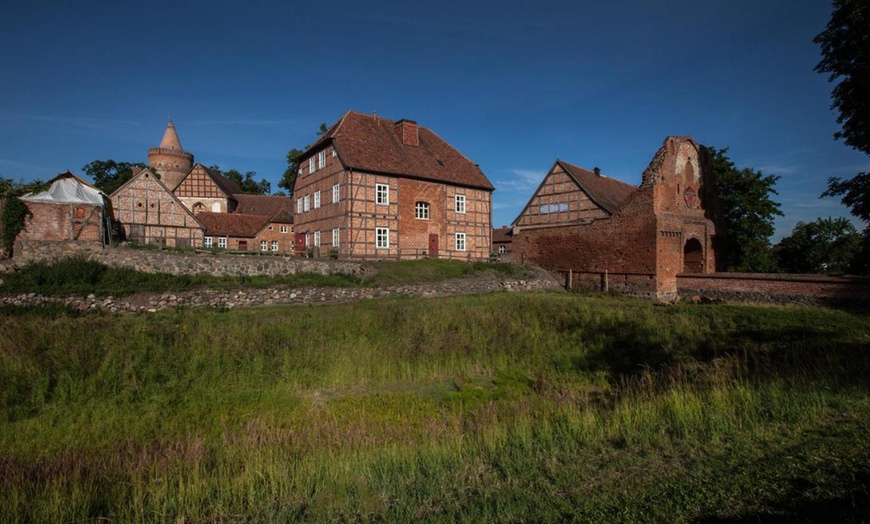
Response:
[159,121,184,151]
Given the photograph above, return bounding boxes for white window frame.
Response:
[332,149,337,158]
[332,227,340,247]
[314,190,321,209]
[296,198,303,214]
[280,225,288,234]
[415,201,430,220]
[260,240,268,251]
[303,195,310,212]
[499,245,506,254]
[314,231,320,247]
[308,157,315,174]
[376,227,389,249]
[332,183,340,204]
[204,236,213,248]
[271,241,279,252]
[318,150,326,169]
[218,237,227,249]
[455,232,466,252]
[455,194,466,214]
[376,183,389,206]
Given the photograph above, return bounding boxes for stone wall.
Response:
[677,273,870,305]
[12,240,367,277]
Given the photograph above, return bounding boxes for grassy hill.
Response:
[1,293,868,522]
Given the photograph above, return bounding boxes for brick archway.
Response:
[683,238,704,273]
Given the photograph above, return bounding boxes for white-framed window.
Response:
[218,237,227,249]
[280,225,288,234]
[314,190,321,209]
[314,231,320,247]
[415,201,430,220]
[296,198,303,214]
[332,227,340,247]
[455,194,466,214]
[332,149,337,158]
[376,183,389,205]
[271,241,278,252]
[499,245,506,254]
[455,232,466,252]
[303,195,310,212]
[308,157,315,174]
[305,233,309,247]
[260,240,268,251]
[211,202,221,212]
[332,183,340,204]
[376,227,389,249]
[204,236,213,248]
[318,150,326,169]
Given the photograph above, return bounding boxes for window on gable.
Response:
[538,202,569,214]
[455,232,466,252]
[455,194,466,214]
[415,202,430,220]
[280,225,288,234]
[376,183,389,205]
[376,227,389,249]
[318,150,326,169]
[260,240,268,251]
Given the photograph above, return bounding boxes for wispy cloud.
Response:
[0,112,142,130]
[494,169,545,191]
[186,119,302,127]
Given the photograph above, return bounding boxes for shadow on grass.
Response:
[697,472,870,524]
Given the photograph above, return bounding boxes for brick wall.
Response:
[677,273,870,305]
[18,201,104,243]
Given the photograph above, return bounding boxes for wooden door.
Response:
[295,233,307,255]
[429,234,439,258]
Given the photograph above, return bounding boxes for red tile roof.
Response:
[492,226,513,243]
[200,165,243,197]
[558,160,636,214]
[196,212,270,238]
[303,111,494,191]
[233,194,294,223]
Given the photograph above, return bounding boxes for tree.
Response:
[82,160,138,195]
[773,217,860,274]
[278,122,329,195]
[220,168,271,195]
[1,176,48,256]
[705,146,783,272]
[815,1,870,273]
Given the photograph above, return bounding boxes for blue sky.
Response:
[1,0,866,239]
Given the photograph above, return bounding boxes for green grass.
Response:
[0,257,524,297]
[1,294,868,522]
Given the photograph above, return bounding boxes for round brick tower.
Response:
[148,120,194,189]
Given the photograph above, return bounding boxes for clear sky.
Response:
[1,0,866,239]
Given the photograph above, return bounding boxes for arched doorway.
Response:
[683,238,704,273]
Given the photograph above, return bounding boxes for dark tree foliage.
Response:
[773,217,860,274]
[220,168,271,195]
[278,122,329,195]
[82,160,138,195]
[1,177,48,256]
[816,0,870,273]
[705,147,783,272]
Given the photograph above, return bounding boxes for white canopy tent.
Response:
[20,172,113,245]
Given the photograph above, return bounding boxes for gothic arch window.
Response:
[192,202,205,215]
[683,238,704,273]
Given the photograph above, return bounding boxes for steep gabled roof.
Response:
[109,167,205,229]
[301,111,494,191]
[492,226,513,243]
[200,165,243,197]
[232,194,294,223]
[557,160,636,214]
[196,212,271,238]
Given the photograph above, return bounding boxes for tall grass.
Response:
[1,294,868,522]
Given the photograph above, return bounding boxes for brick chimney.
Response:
[593,167,601,176]
[396,119,419,147]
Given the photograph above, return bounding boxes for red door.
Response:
[429,234,439,258]
[295,233,307,255]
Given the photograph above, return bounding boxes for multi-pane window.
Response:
[318,150,326,169]
[499,245,506,254]
[271,241,278,252]
[204,237,213,248]
[455,194,466,213]
[376,183,389,205]
[308,157,315,174]
[376,227,389,249]
[538,202,569,214]
[296,198,303,214]
[218,237,227,249]
[332,227,340,247]
[260,240,268,251]
[415,201,430,220]
[455,232,466,252]
[303,195,310,212]
[280,225,288,234]
[332,183,340,204]
[314,191,321,209]
[313,231,320,247]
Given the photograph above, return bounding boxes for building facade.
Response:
[293,111,494,260]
